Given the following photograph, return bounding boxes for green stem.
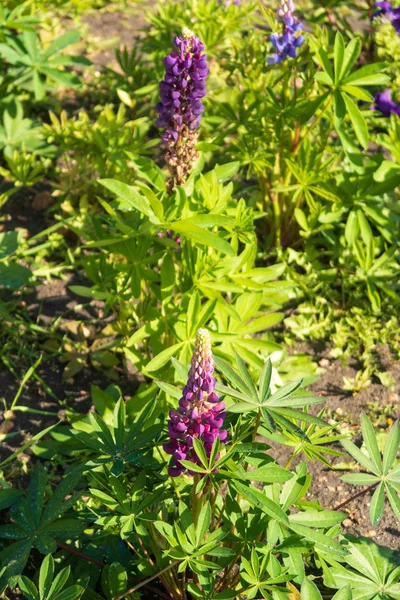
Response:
[252,410,261,442]
[192,474,203,528]
[114,560,181,600]
[294,97,331,155]
[284,452,295,469]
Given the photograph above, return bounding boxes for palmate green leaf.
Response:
[39,554,54,600]
[360,413,382,474]
[340,474,380,486]
[273,408,326,427]
[98,179,154,218]
[18,576,39,600]
[0,488,22,510]
[267,380,303,405]
[196,502,211,546]
[113,398,126,450]
[170,221,234,256]
[232,481,289,524]
[331,585,353,600]
[186,291,201,339]
[155,380,181,399]
[316,45,334,81]
[341,85,373,103]
[240,464,293,484]
[234,351,259,400]
[261,407,277,432]
[270,411,310,442]
[146,342,185,372]
[214,161,240,182]
[343,63,389,87]
[281,462,310,511]
[340,37,362,80]
[90,413,115,451]
[334,33,345,84]
[289,509,346,528]
[0,539,32,593]
[301,577,322,600]
[178,460,206,474]
[53,586,84,600]
[192,438,208,469]
[28,463,47,528]
[334,89,346,127]
[386,485,400,520]
[214,356,254,397]
[369,483,385,526]
[342,93,368,149]
[289,523,347,558]
[235,313,284,334]
[340,439,379,475]
[259,359,272,404]
[217,385,252,404]
[383,421,400,475]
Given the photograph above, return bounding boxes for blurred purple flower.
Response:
[373,1,400,33]
[163,328,227,477]
[373,89,400,116]
[157,229,181,251]
[268,0,305,64]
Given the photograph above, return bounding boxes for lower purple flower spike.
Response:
[163,328,227,477]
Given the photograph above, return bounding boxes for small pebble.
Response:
[319,358,330,368]
[366,530,376,537]
[343,519,352,527]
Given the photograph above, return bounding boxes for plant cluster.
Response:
[0,0,400,597]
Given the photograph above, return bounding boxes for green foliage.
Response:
[0,463,84,590]
[340,414,400,525]
[0,0,400,598]
[18,555,84,600]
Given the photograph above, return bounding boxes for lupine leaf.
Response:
[259,359,272,404]
[361,413,382,473]
[383,421,400,475]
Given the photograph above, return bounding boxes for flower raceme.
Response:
[156,28,209,187]
[164,328,227,477]
[268,0,305,64]
[373,1,400,34]
[373,89,400,116]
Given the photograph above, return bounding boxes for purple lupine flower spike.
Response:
[372,1,400,33]
[164,328,227,477]
[373,89,400,117]
[267,0,305,64]
[156,28,209,188]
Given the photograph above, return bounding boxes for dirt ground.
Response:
[269,342,400,549]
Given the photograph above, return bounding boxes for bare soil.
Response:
[270,342,400,549]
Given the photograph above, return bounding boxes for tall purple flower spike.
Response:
[373,89,400,117]
[372,1,400,34]
[163,328,227,477]
[156,28,209,187]
[267,0,305,64]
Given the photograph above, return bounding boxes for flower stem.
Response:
[192,474,203,528]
